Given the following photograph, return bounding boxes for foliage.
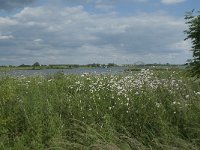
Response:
[184,10,200,78]
[18,64,31,67]
[0,70,200,149]
[32,62,40,67]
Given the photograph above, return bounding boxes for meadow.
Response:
[0,69,200,150]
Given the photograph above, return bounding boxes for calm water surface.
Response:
[0,67,126,76]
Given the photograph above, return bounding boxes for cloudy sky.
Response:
[0,0,199,65]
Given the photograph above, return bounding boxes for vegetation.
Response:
[125,65,186,72]
[0,69,200,149]
[32,62,41,67]
[184,10,200,78]
[0,63,119,71]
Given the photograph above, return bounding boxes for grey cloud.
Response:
[0,6,190,65]
[0,0,35,10]
[161,0,186,5]
[89,15,186,54]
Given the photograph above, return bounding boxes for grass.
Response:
[0,70,200,149]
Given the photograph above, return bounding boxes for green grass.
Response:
[0,70,200,149]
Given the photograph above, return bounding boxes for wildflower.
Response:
[75,81,80,84]
[117,86,122,90]
[185,95,189,99]
[48,79,53,82]
[100,124,103,129]
[81,73,88,77]
[135,92,139,95]
[196,92,200,95]
[155,102,161,108]
[172,101,176,105]
[185,104,189,107]
[169,90,173,94]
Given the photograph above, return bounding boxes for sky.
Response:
[0,0,199,65]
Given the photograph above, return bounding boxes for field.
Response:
[0,69,200,150]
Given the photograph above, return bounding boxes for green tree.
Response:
[32,62,40,67]
[184,10,200,78]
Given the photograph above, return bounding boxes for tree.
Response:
[18,64,31,67]
[32,62,40,67]
[107,63,117,67]
[184,10,200,78]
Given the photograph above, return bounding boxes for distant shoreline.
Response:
[0,63,187,71]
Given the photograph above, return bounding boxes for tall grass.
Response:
[0,70,200,149]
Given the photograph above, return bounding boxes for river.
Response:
[0,67,126,76]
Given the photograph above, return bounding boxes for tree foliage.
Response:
[32,62,40,67]
[184,10,200,78]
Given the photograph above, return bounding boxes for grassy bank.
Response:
[0,70,200,149]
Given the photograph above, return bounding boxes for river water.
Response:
[0,67,126,76]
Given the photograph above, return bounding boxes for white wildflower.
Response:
[155,102,161,108]
[48,79,53,82]
[172,101,177,105]
[75,81,80,84]
[135,92,139,95]
[185,95,189,99]
[196,92,200,95]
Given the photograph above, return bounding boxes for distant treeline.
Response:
[0,62,118,69]
[123,63,188,67]
[0,62,188,68]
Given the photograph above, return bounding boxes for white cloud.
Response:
[34,38,43,42]
[0,35,14,40]
[0,17,18,26]
[169,40,191,51]
[161,0,186,5]
[0,5,190,65]
[94,0,148,10]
